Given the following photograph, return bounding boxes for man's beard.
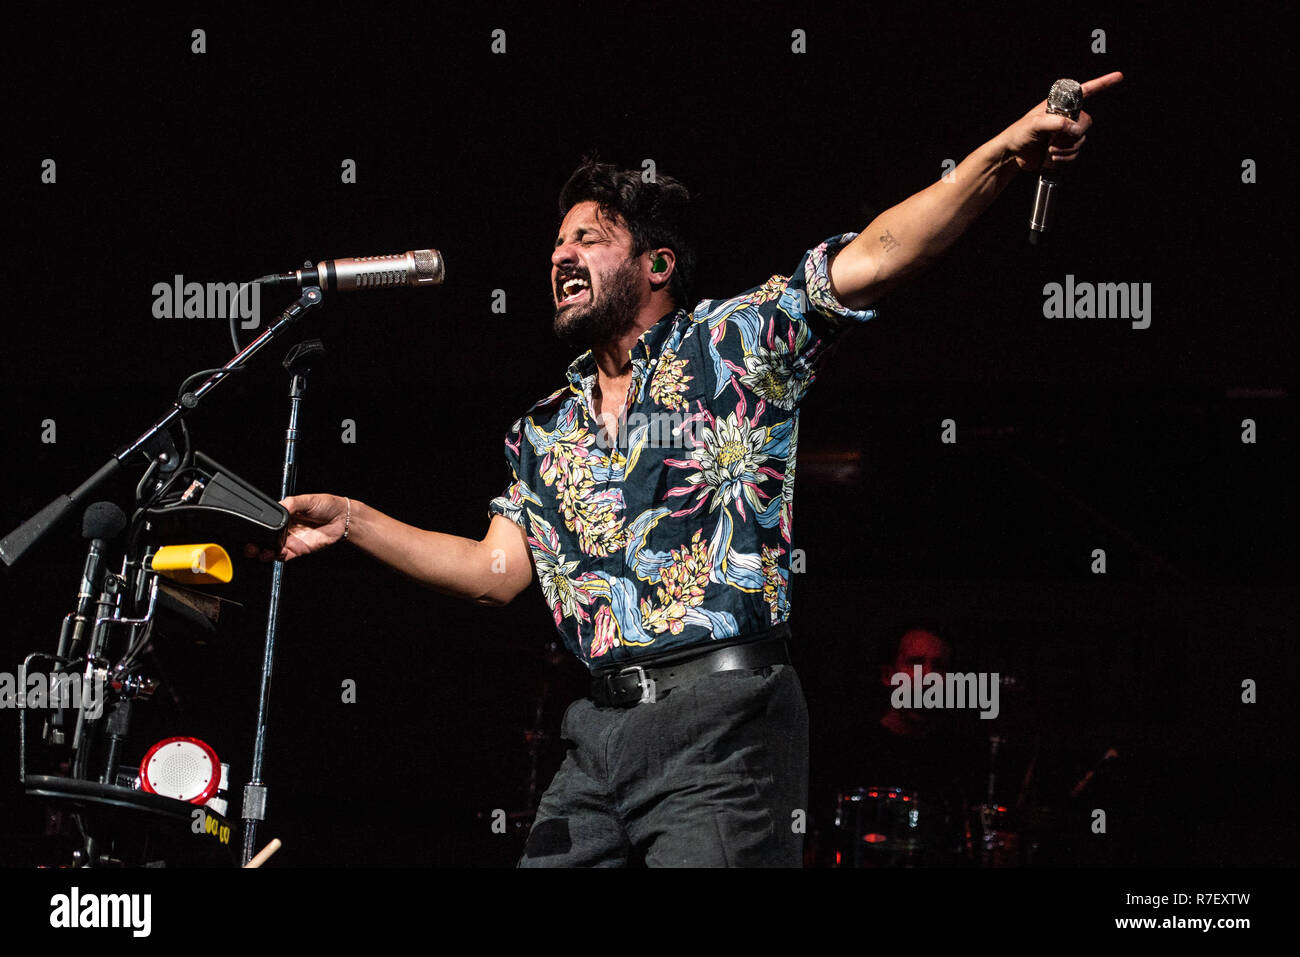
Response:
[553,256,641,350]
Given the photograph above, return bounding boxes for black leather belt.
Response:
[590,623,791,707]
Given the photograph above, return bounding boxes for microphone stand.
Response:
[240,338,325,865]
[0,286,324,567]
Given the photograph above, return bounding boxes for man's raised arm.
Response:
[829,71,1123,310]
[270,494,534,607]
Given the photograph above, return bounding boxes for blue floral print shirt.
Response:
[489,234,877,670]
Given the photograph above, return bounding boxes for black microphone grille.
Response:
[83,501,127,541]
[1046,78,1083,119]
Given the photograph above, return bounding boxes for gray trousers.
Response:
[518,663,808,867]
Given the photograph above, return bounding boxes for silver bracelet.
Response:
[343,497,352,541]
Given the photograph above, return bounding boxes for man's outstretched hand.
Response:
[245,493,349,562]
[998,71,1124,173]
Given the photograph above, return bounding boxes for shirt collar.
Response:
[564,308,686,390]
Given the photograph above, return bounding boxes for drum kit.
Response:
[824,783,1031,868]
[824,781,1031,867]
[819,677,1077,868]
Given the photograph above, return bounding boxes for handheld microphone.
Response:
[256,249,445,292]
[1028,79,1083,245]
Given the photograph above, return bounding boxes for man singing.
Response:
[269,71,1122,866]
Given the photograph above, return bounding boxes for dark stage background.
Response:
[2,2,1294,869]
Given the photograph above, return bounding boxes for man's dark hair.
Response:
[558,157,697,309]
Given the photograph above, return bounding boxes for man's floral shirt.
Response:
[489,234,877,670]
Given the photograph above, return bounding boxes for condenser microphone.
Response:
[257,249,445,292]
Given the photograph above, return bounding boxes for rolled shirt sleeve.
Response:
[487,418,528,530]
[801,232,879,332]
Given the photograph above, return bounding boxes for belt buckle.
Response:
[616,665,656,705]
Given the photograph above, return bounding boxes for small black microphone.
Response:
[1028,79,1084,245]
[257,249,445,292]
[62,502,127,659]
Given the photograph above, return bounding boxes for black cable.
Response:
[134,458,161,507]
[229,280,262,354]
[136,386,206,511]
[176,365,243,402]
[177,417,194,477]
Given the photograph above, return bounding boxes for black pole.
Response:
[240,338,325,865]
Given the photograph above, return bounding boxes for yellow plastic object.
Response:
[151,544,234,585]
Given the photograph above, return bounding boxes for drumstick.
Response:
[242,838,282,868]
[1070,748,1119,799]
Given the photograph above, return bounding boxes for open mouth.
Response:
[557,275,590,306]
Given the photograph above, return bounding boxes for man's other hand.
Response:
[998,71,1124,173]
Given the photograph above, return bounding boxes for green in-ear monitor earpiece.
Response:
[651,255,666,273]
